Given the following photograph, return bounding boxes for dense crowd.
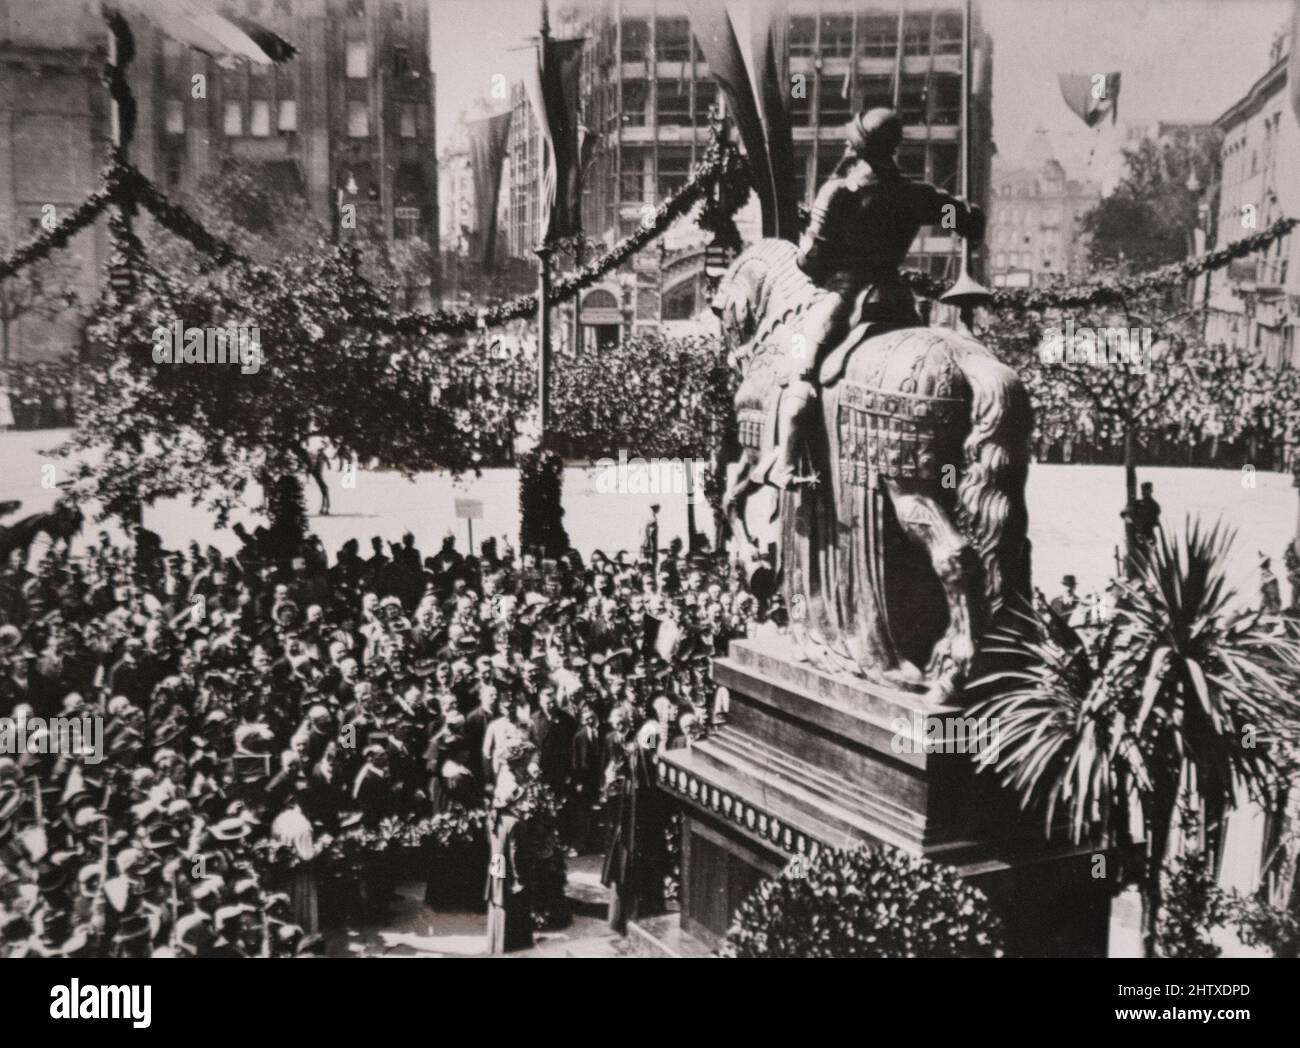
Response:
[0,519,772,957]
[0,360,78,430]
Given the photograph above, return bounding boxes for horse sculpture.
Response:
[0,498,84,564]
[713,239,1033,704]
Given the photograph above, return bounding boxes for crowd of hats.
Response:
[0,518,769,957]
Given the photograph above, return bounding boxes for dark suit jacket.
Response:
[529,709,575,788]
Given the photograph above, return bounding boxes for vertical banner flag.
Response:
[527,36,585,243]
[692,1,780,239]
[467,110,513,268]
[738,0,799,240]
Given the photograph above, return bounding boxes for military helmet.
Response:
[846,108,903,160]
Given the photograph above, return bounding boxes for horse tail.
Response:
[953,343,1033,613]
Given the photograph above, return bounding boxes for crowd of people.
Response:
[0,360,78,431]
[0,517,771,957]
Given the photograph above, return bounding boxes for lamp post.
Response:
[937,0,991,328]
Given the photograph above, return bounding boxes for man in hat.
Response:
[1049,575,1081,620]
[752,107,985,492]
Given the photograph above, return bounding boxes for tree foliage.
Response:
[1080,126,1222,272]
[969,517,1300,955]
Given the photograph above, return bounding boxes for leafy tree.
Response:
[1080,126,1221,272]
[723,845,1003,958]
[969,518,1300,956]
[64,235,530,525]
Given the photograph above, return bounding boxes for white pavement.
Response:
[0,429,1293,606]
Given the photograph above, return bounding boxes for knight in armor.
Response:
[758,107,986,489]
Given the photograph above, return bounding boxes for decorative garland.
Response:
[900,216,1298,311]
[0,180,117,281]
[0,146,1293,328]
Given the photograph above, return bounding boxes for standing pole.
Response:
[536,245,552,442]
[937,0,990,329]
[535,0,553,446]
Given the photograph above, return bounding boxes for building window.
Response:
[820,15,853,57]
[789,17,817,57]
[165,99,185,134]
[902,13,931,55]
[657,80,691,126]
[931,143,958,192]
[656,17,691,62]
[859,75,893,112]
[278,99,298,132]
[400,103,417,138]
[657,151,692,197]
[346,41,368,79]
[694,80,718,123]
[621,19,649,63]
[619,152,646,201]
[932,75,960,125]
[621,81,648,126]
[860,16,898,58]
[395,205,420,239]
[223,101,243,136]
[347,101,370,137]
[392,45,412,79]
[817,77,851,126]
[898,76,927,124]
[250,99,271,136]
[392,1,405,20]
[934,14,963,55]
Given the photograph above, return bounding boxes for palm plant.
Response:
[969,517,1300,956]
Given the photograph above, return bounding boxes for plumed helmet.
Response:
[846,108,903,160]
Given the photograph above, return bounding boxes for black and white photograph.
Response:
[1,0,1299,1012]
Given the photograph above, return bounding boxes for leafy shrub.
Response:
[723,845,1003,958]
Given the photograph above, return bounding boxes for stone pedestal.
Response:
[657,638,1112,957]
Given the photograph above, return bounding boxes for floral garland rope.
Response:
[2,152,1295,327]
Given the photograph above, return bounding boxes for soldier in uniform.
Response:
[758,107,986,490]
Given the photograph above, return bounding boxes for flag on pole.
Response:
[742,0,799,239]
[526,36,585,243]
[467,110,513,268]
[1057,71,1122,128]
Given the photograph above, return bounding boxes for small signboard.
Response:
[455,498,483,520]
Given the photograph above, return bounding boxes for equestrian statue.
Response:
[714,108,1033,704]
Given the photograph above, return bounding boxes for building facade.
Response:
[987,153,1099,287]
[503,0,992,346]
[1205,26,1299,369]
[0,0,108,362]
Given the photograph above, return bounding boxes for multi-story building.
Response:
[503,0,992,346]
[0,0,108,361]
[131,0,438,249]
[1,0,439,360]
[1205,24,1299,368]
[987,150,1100,287]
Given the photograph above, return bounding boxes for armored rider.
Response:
[756,107,986,490]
